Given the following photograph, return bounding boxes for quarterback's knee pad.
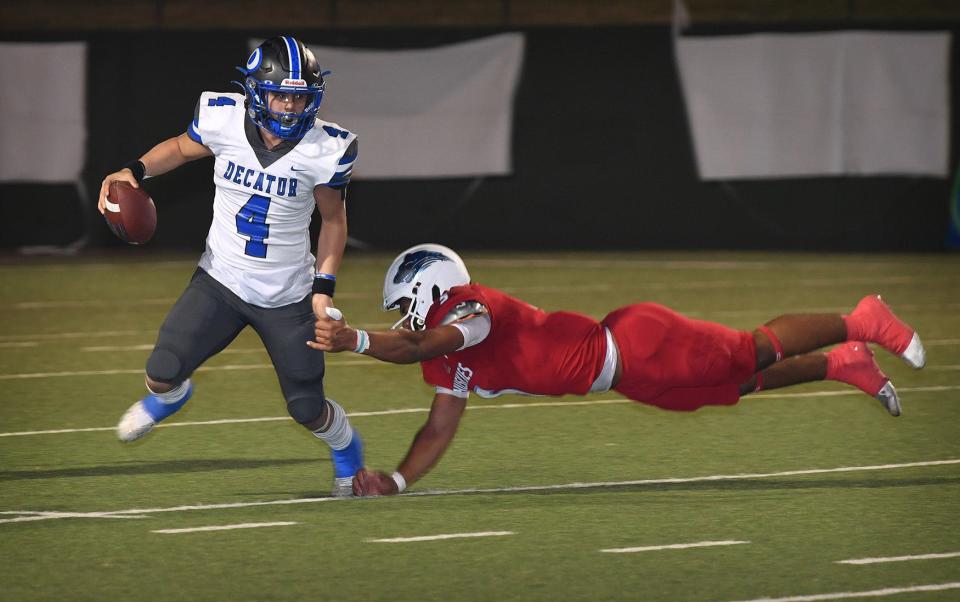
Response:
[146,348,186,385]
[287,396,327,424]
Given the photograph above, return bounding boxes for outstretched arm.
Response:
[308,312,464,364]
[353,392,467,496]
[98,133,212,214]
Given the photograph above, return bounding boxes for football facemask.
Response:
[235,36,327,140]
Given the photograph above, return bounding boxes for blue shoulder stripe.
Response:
[187,120,203,144]
[328,167,353,186]
[338,139,358,165]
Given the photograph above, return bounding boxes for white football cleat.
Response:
[116,401,156,442]
[331,476,354,497]
[901,332,926,370]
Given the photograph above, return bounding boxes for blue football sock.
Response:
[330,433,364,478]
[141,380,193,422]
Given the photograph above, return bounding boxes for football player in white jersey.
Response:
[97,36,364,496]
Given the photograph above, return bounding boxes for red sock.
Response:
[825,342,888,397]
[842,313,867,342]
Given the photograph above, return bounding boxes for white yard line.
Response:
[5,326,957,349]
[726,581,960,602]
[1,386,956,439]
[710,303,960,318]
[10,299,175,309]
[80,344,155,352]
[3,331,946,347]
[1,458,957,525]
[469,259,773,269]
[80,345,270,354]
[368,531,514,543]
[749,384,960,400]
[0,511,148,520]
[0,330,153,342]
[5,276,950,313]
[0,358,379,380]
[837,551,960,565]
[600,540,748,553]
[152,521,297,534]
[0,368,150,379]
[0,399,631,438]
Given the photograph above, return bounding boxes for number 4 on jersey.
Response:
[235,194,271,258]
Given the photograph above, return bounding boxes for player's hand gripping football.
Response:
[352,468,400,497]
[97,168,140,215]
[307,306,358,353]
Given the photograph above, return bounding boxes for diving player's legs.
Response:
[606,297,921,415]
[746,295,923,373]
[739,344,900,416]
[738,296,923,415]
[117,270,247,441]
[251,295,364,496]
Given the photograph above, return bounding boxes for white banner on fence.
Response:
[0,42,87,183]
[675,31,950,179]
[251,34,525,179]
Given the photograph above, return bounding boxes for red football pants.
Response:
[602,303,757,411]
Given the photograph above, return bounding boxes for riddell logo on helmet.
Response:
[281,78,308,87]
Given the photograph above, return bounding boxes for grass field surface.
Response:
[1,250,958,601]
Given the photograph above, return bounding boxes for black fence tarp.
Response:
[1,25,953,252]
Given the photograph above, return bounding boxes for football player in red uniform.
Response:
[309,244,926,497]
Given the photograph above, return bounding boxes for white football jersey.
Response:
[187,91,358,308]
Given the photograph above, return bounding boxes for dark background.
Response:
[1,2,957,252]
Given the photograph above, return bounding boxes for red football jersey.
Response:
[420,284,607,398]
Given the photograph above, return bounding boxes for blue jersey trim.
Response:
[338,139,358,165]
[187,120,203,144]
[328,167,352,186]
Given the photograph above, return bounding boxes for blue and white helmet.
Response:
[235,36,327,140]
[383,244,471,331]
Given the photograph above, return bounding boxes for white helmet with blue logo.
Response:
[383,244,471,330]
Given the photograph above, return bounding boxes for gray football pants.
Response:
[146,268,327,424]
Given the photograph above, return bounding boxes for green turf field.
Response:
[1,251,958,601]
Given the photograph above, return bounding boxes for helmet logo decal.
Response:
[282,36,301,80]
[281,78,308,88]
[393,251,449,284]
[246,48,262,72]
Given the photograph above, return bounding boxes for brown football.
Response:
[103,181,157,245]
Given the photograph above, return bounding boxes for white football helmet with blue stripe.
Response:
[236,36,326,140]
[383,244,471,331]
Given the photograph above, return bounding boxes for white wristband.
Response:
[391,471,407,493]
[354,329,370,353]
